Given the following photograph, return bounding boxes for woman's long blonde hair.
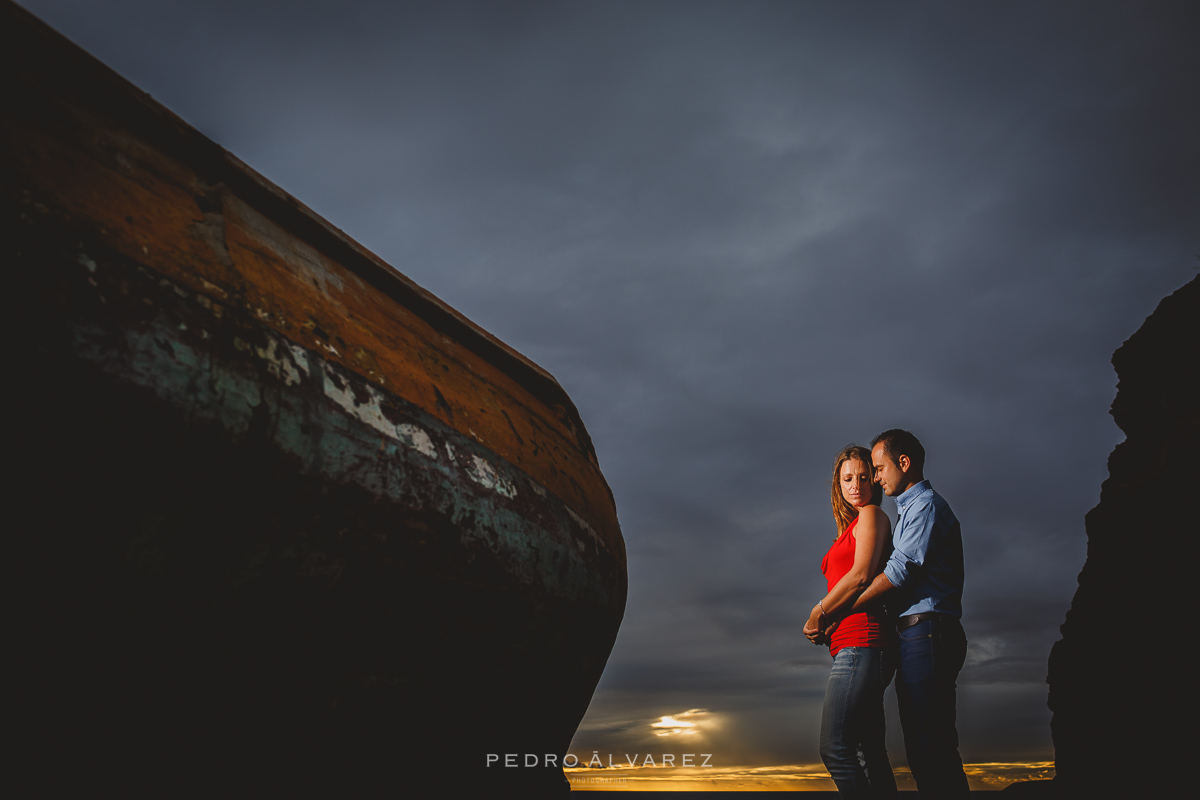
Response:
[830,444,881,537]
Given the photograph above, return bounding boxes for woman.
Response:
[803,444,897,798]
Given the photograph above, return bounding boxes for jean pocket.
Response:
[898,623,933,643]
[829,647,860,675]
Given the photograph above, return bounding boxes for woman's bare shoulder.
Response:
[857,505,891,531]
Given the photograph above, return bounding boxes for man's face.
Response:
[871,441,906,497]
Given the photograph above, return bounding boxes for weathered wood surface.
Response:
[3,2,625,794]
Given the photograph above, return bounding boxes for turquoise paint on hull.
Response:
[67,251,618,608]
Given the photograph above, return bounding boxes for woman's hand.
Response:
[803,605,827,645]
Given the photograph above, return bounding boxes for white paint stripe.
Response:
[467,455,517,499]
[321,363,437,460]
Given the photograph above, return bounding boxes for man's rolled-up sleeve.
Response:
[883,499,936,589]
[883,549,916,588]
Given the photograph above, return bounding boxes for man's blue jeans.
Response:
[820,645,897,798]
[896,616,971,798]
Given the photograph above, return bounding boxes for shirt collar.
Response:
[895,479,931,513]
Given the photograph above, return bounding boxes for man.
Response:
[847,429,969,798]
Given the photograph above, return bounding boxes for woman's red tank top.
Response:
[820,515,890,657]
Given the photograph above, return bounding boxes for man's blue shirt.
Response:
[882,480,964,619]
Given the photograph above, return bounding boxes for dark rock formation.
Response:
[1048,275,1198,797]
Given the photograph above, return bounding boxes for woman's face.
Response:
[839,458,873,508]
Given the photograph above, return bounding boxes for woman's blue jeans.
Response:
[820,645,898,798]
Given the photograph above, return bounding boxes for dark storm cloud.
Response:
[22,0,1198,776]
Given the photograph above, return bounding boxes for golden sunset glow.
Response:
[963,761,1056,789]
[649,708,712,737]
[650,717,697,735]
[566,760,1056,792]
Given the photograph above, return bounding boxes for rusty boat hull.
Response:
[4,3,625,794]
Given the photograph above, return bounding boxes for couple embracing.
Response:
[803,429,969,799]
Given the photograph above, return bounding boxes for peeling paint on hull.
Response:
[4,3,625,796]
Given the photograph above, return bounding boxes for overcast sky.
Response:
[21,0,1198,790]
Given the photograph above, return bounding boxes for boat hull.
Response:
[4,2,625,794]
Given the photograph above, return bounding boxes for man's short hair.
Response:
[870,428,926,474]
